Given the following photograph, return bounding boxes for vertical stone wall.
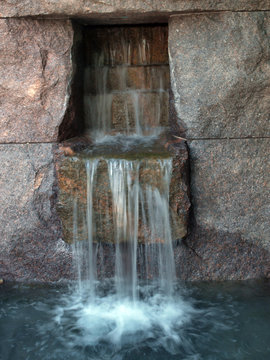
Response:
[0,7,270,282]
[169,12,270,280]
[0,19,74,282]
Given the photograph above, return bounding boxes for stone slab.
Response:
[0,19,73,143]
[0,1,269,20]
[189,138,270,249]
[171,138,270,281]
[85,26,168,66]
[0,144,73,282]
[169,12,270,138]
[56,141,190,245]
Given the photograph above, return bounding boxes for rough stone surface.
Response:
[85,26,168,66]
[0,144,73,282]
[174,226,270,281]
[188,139,270,250]
[56,141,190,245]
[172,138,270,281]
[0,19,73,143]
[169,12,270,138]
[0,1,269,20]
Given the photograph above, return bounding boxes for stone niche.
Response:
[56,23,190,247]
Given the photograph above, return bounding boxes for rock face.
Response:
[0,144,73,282]
[169,12,270,280]
[84,25,169,135]
[56,142,190,245]
[173,139,270,281]
[169,12,270,138]
[0,19,73,143]
[0,1,269,20]
[189,139,270,250]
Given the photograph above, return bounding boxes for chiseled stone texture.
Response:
[174,138,270,281]
[0,1,269,20]
[169,12,270,138]
[56,142,190,245]
[189,139,270,248]
[0,19,73,143]
[0,144,73,282]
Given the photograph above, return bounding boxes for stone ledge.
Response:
[0,1,270,21]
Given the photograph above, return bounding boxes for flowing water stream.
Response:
[62,25,195,357]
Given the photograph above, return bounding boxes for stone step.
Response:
[85,25,168,66]
[56,151,188,245]
[84,91,169,132]
[84,65,170,94]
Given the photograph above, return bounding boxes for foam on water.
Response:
[53,283,198,358]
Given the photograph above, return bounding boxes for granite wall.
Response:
[170,12,270,280]
[0,3,269,282]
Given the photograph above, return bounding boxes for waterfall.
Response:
[56,26,196,357]
[84,26,169,139]
[73,158,176,299]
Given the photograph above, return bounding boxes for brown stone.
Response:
[0,19,73,143]
[0,144,73,282]
[85,91,169,132]
[0,1,269,20]
[169,12,270,138]
[85,26,168,66]
[56,142,190,245]
[85,65,170,94]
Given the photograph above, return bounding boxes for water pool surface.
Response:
[0,280,270,360]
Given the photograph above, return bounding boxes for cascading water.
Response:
[84,26,169,140]
[57,25,196,358]
[73,158,176,300]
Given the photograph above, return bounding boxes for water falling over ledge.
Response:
[55,24,191,357]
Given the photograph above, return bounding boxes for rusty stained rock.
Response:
[56,142,190,245]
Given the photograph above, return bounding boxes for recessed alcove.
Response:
[56,22,190,251]
[59,23,170,142]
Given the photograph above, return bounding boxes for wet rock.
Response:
[56,141,190,245]
[0,19,73,143]
[169,12,270,138]
[0,144,73,282]
[85,66,170,94]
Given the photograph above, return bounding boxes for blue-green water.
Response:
[0,280,270,360]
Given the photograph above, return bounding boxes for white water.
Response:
[64,26,195,357]
[67,157,196,356]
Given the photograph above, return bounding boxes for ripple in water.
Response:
[51,283,205,360]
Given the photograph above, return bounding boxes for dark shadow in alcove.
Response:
[58,21,173,143]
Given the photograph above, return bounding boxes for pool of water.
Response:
[0,280,270,360]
